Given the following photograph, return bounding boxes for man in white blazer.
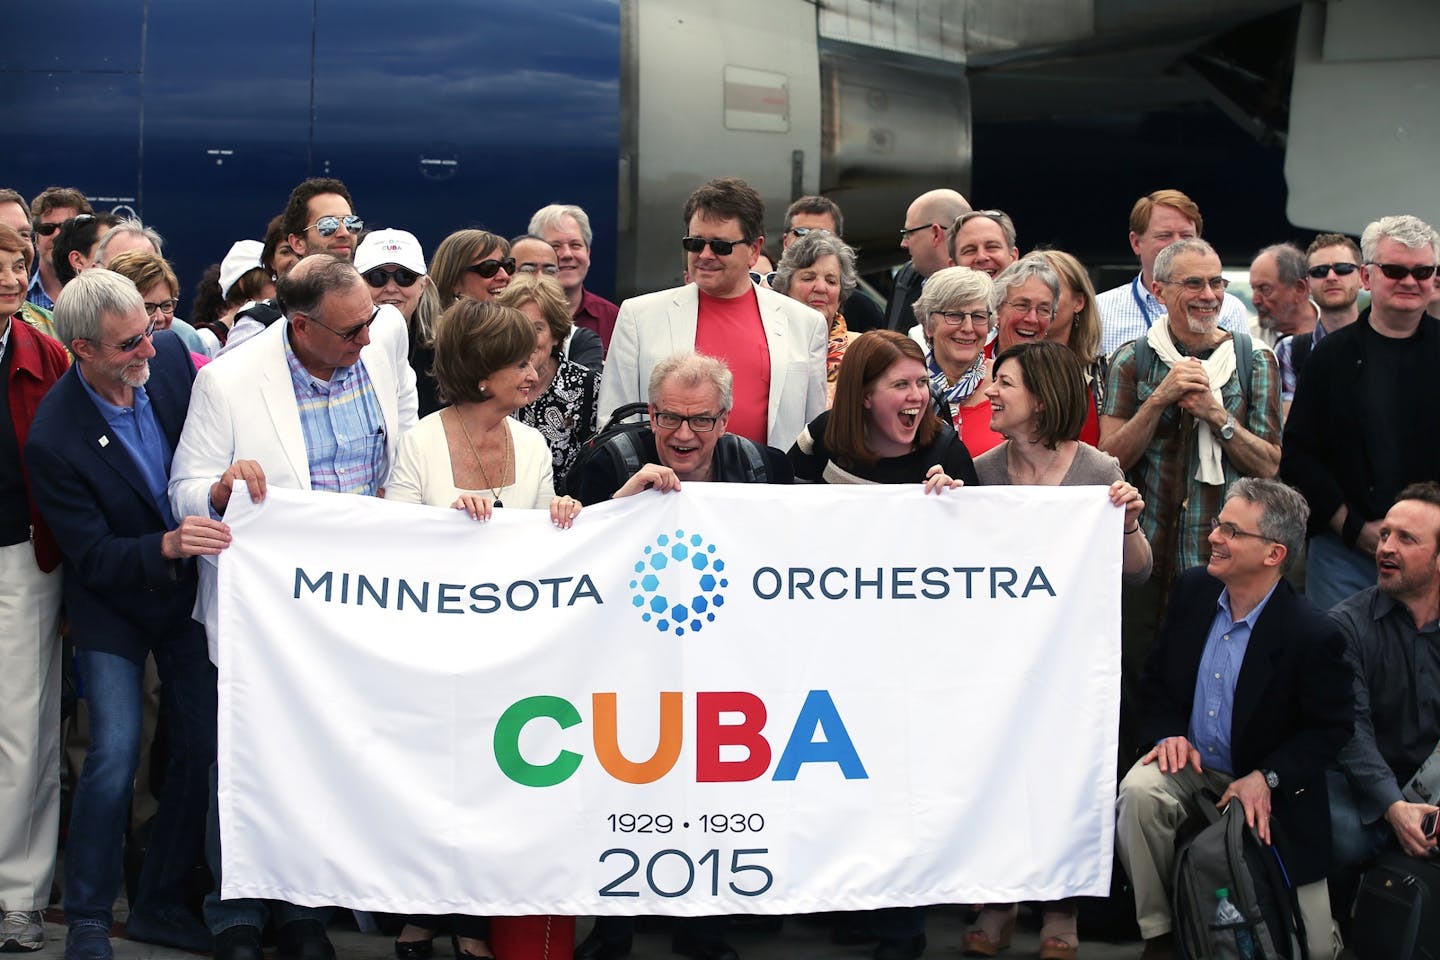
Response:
[165,254,417,960]
[597,177,827,451]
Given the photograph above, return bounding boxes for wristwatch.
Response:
[1219,413,1236,441]
[1262,769,1279,790]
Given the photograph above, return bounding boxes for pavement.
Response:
[36,905,1149,959]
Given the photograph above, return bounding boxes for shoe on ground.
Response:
[0,911,44,953]
[62,925,112,960]
[277,919,335,960]
[873,933,926,960]
[124,907,213,952]
[574,928,632,960]
[213,925,265,960]
[671,936,738,960]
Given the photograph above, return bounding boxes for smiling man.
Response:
[1100,239,1282,746]
[528,203,619,352]
[1282,214,1440,611]
[1116,478,1351,960]
[167,254,417,960]
[598,177,826,449]
[282,178,361,262]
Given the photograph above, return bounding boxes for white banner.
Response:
[216,483,1121,915]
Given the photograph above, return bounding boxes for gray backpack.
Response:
[1172,779,1307,959]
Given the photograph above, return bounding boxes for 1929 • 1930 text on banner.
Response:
[215,483,1122,915]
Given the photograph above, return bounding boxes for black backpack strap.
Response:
[711,434,769,483]
[605,430,646,484]
[1231,329,1253,411]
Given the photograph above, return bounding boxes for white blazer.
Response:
[596,282,828,450]
[168,306,419,657]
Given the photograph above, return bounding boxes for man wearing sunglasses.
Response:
[281,177,361,262]
[24,270,232,960]
[1273,234,1364,417]
[26,186,93,312]
[885,188,970,333]
[1283,214,1440,611]
[781,195,885,333]
[598,177,827,451]
[168,254,418,960]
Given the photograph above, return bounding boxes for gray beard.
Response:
[120,361,151,389]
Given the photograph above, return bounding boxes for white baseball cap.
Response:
[219,240,265,298]
[355,229,427,276]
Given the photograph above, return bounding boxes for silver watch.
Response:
[1263,769,1279,790]
[1219,413,1236,441]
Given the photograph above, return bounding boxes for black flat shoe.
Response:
[874,933,927,960]
[394,935,435,960]
[574,927,632,960]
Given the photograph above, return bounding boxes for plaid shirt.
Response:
[1102,329,1281,587]
[1096,274,1252,357]
[284,331,386,495]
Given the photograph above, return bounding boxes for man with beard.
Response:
[1248,242,1315,350]
[1100,239,1282,757]
[1327,482,1440,920]
[24,270,230,959]
[1274,234,1363,416]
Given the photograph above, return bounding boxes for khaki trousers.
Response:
[0,543,62,910]
[1116,757,1339,959]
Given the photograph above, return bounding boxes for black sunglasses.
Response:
[1306,262,1358,279]
[681,236,745,256]
[464,257,516,279]
[1367,261,1438,282]
[306,215,364,237]
[363,267,420,288]
[305,305,380,343]
[38,213,95,236]
[90,317,158,353]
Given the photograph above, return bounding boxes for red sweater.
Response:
[7,318,69,571]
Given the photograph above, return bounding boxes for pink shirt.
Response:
[694,288,770,444]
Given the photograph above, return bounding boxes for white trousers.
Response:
[0,542,62,910]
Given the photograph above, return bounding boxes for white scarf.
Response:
[1146,321,1235,486]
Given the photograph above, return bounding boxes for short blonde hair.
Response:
[495,273,572,362]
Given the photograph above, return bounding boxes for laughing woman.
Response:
[788,329,977,489]
[965,340,1150,960]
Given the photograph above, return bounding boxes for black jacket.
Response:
[1139,568,1354,884]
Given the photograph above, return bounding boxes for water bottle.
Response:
[1212,887,1256,959]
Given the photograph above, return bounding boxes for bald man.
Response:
[885,188,970,331]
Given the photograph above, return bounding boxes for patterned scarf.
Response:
[826,313,850,385]
[927,349,986,407]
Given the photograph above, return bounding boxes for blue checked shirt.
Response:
[1187,581,1279,775]
[284,330,386,495]
[27,270,55,312]
[1096,273,1251,358]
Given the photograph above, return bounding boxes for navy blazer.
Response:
[25,331,201,663]
[1139,567,1354,884]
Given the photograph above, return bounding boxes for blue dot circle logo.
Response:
[629,529,728,636]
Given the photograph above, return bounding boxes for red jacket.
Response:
[7,317,69,571]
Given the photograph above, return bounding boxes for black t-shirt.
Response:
[1359,323,1429,517]
[786,409,980,486]
[0,332,33,546]
[569,429,795,506]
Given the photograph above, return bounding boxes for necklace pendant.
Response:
[493,499,503,509]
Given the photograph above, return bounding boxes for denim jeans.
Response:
[64,624,216,931]
[1305,534,1375,613]
[203,761,331,933]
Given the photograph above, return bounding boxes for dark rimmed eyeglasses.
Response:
[362,266,420,288]
[898,222,937,240]
[932,309,990,327]
[304,304,379,342]
[1367,261,1438,282]
[1210,517,1277,543]
[305,215,364,237]
[681,236,746,256]
[653,411,720,433]
[90,317,158,353]
[143,297,179,317]
[1306,262,1358,279]
[463,257,516,279]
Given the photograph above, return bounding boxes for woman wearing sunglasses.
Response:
[430,230,514,307]
[356,230,443,417]
[967,340,1150,960]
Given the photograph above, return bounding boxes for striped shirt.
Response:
[1096,273,1251,358]
[284,330,386,495]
